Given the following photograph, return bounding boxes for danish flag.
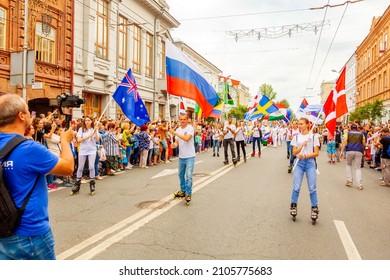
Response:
[323,67,348,138]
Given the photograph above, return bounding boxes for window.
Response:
[372,79,376,96]
[367,82,370,97]
[118,15,128,69]
[363,56,366,70]
[367,52,371,67]
[145,32,153,78]
[385,33,388,52]
[384,71,388,91]
[0,8,6,49]
[160,40,166,78]
[96,0,108,59]
[159,104,165,120]
[35,22,56,63]
[379,74,382,92]
[132,25,141,74]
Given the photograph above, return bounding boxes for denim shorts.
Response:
[0,229,56,260]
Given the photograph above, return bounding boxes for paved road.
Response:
[49,143,390,260]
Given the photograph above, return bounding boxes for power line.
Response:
[310,2,350,90]
[178,8,309,21]
[304,1,331,97]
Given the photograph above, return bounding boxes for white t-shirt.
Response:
[223,123,236,139]
[46,133,61,156]
[252,126,261,138]
[77,127,97,156]
[235,127,246,141]
[176,125,195,159]
[291,133,320,156]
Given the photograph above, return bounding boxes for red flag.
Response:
[323,67,348,137]
[179,97,186,115]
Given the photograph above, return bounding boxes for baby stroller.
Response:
[364,145,372,165]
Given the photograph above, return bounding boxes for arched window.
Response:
[35,22,56,63]
[0,8,6,49]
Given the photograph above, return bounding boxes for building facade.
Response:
[73,0,179,119]
[345,53,357,122]
[356,6,390,120]
[0,0,73,114]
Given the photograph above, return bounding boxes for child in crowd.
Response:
[153,132,161,165]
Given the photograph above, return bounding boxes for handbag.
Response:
[127,135,136,144]
[98,146,107,161]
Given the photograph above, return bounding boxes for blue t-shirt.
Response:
[0,133,58,236]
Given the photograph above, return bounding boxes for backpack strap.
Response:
[0,135,39,213]
[0,135,28,160]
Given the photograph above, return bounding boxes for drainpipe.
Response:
[22,0,28,101]
[152,15,157,120]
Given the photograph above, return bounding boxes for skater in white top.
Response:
[170,114,196,205]
[289,117,320,224]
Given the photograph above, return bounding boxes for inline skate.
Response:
[311,206,319,225]
[290,203,297,221]
[173,190,185,199]
[185,194,192,206]
[71,179,81,195]
[90,179,95,195]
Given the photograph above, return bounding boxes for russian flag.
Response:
[166,41,219,117]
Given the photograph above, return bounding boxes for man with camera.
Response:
[0,93,74,260]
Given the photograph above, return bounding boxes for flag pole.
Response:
[96,95,114,124]
[292,107,324,171]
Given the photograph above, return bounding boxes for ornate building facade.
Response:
[356,6,389,119]
[0,0,73,114]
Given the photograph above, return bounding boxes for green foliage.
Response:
[227,104,248,120]
[259,84,277,100]
[349,100,385,124]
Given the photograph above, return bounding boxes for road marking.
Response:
[334,220,362,260]
[57,162,231,260]
[151,161,203,179]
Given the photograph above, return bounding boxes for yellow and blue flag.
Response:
[244,94,279,121]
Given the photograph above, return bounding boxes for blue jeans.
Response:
[289,145,296,166]
[291,158,318,206]
[178,157,195,195]
[252,137,261,153]
[286,140,291,156]
[0,229,56,260]
[213,139,220,153]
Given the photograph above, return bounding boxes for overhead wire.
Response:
[304,0,331,97]
[310,3,350,90]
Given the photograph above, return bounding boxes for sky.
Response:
[167,0,389,112]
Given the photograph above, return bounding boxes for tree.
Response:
[369,100,385,123]
[259,84,277,100]
[227,104,248,120]
[349,100,384,124]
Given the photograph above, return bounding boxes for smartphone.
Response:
[31,111,36,117]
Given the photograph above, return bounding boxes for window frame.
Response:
[145,32,153,78]
[0,8,6,49]
[132,25,142,74]
[118,15,128,69]
[35,22,56,64]
[95,0,109,59]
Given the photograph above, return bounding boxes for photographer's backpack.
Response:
[0,136,38,237]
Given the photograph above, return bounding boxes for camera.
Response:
[57,93,85,108]
[49,93,85,130]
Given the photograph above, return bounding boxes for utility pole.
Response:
[22,0,28,101]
